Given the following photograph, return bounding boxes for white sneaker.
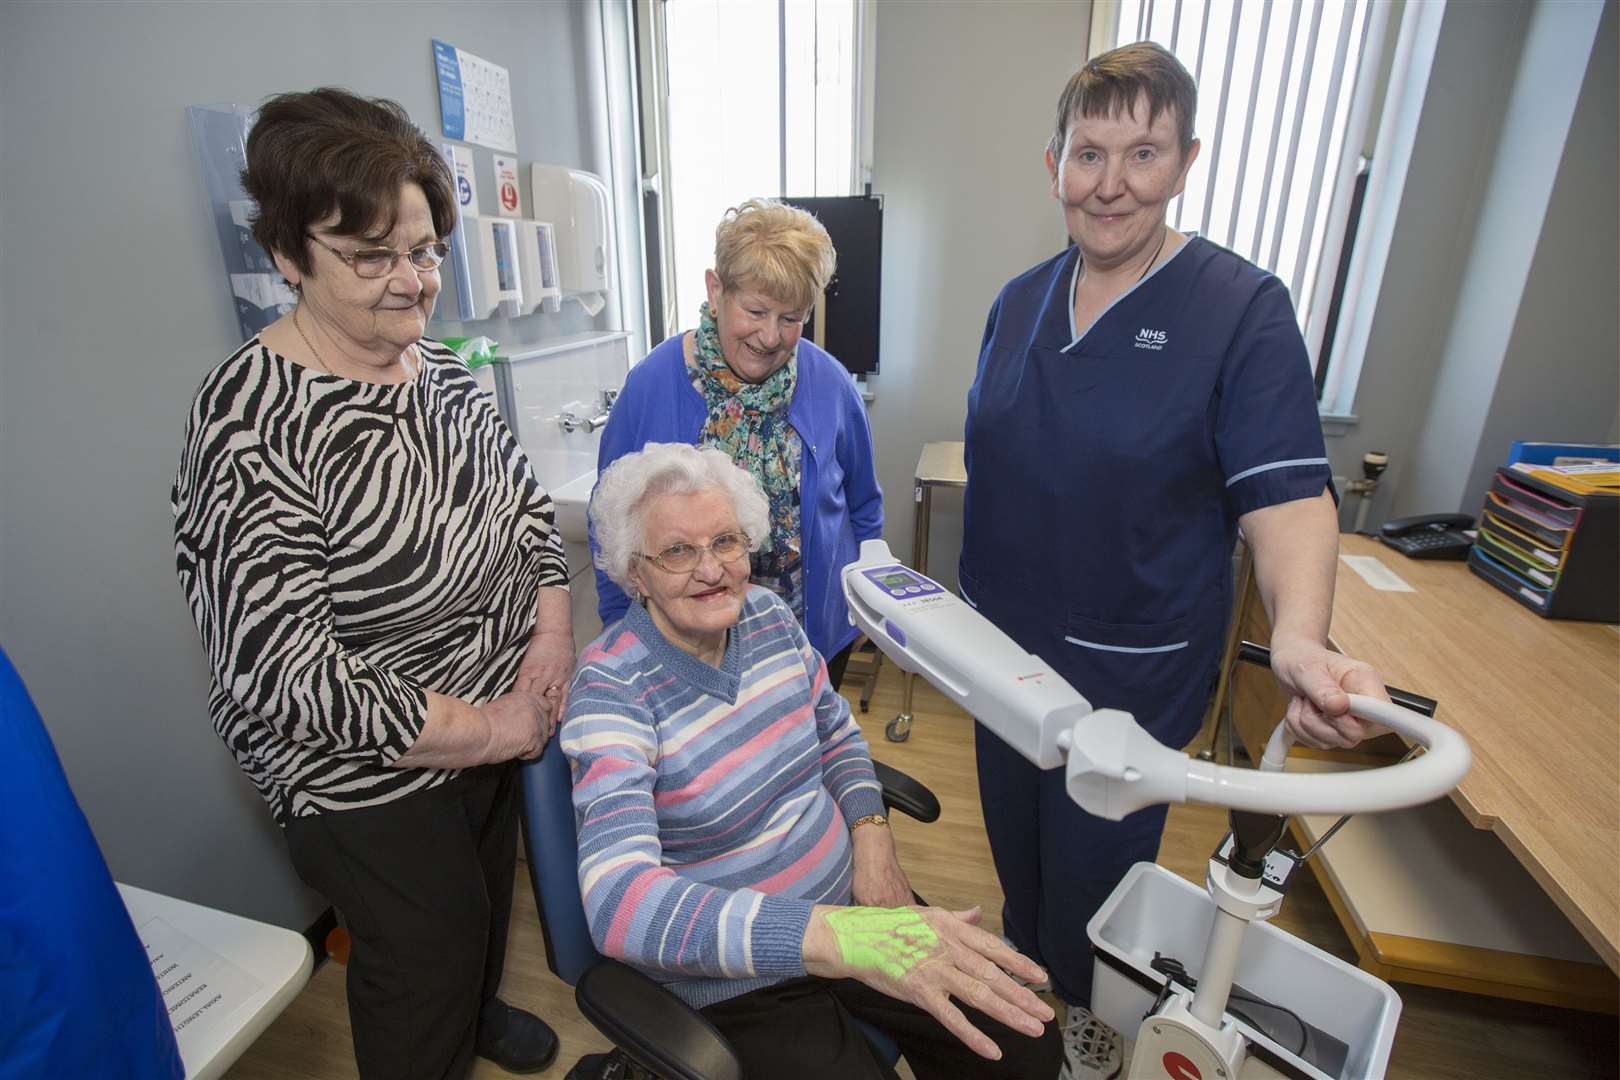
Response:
[999,935,1052,993]
[1059,1004,1124,1080]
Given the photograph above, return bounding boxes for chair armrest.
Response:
[574,960,743,1080]
[873,759,940,823]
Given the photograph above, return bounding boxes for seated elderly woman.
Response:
[562,443,1062,1080]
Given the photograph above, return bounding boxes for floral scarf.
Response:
[688,302,804,620]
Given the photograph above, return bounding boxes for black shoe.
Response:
[476,999,560,1075]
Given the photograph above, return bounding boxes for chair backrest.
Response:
[0,644,185,1079]
[519,738,602,986]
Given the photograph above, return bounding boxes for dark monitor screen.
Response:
[781,194,883,376]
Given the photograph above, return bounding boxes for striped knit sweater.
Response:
[562,586,886,1008]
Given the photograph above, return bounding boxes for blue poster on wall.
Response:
[433,38,465,141]
[432,38,517,153]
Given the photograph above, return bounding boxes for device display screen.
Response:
[879,571,918,589]
[491,223,516,291]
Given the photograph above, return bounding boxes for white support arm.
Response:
[843,541,1469,821]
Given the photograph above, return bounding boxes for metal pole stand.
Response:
[885,442,966,742]
[886,475,926,742]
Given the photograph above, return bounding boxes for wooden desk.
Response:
[1230,534,1618,1008]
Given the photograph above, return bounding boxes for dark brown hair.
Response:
[241,87,456,276]
[1049,42,1198,159]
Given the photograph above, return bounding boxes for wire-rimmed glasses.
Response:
[307,234,449,278]
[638,532,752,574]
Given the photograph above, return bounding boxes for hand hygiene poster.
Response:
[433,38,517,154]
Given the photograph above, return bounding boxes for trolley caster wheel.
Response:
[885,715,912,742]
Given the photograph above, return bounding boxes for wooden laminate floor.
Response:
[225,663,1617,1080]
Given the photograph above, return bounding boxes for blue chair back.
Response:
[520,738,602,985]
[0,644,185,1079]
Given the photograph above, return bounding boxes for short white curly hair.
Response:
[590,443,770,593]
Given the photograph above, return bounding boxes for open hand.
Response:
[804,904,1053,1060]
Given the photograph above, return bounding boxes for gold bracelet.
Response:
[850,813,888,832]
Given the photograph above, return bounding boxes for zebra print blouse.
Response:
[172,338,568,824]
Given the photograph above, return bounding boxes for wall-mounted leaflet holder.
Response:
[434,143,478,323]
[188,103,297,338]
[514,220,562,314]
[461,214,523,319]
[530,164,613,315]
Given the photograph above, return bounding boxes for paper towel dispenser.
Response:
[529,164,613,296]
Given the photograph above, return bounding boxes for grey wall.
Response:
[1318,0,1527,520]
[1327,0,1618,524]
[0,0,634,929]
[866,0,1091,586]
[1457,0,1617,513]
[1396,0,1612,518]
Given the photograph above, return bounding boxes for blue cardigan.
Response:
[593,333,883,659]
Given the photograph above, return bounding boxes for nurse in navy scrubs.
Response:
[960,43,1391,1079]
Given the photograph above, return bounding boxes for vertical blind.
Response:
[1108,0,1375,366]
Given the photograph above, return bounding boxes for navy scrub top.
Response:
[960,237,1331,749]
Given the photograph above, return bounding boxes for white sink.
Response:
[550,471,596,544]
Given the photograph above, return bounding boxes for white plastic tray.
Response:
[1088,862,1400,1080]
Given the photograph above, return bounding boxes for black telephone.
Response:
[1378,513,1476,560]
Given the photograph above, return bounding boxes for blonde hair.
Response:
[712,199,836,313]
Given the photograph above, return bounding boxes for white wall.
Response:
[0,1,637,930]
[866,0,1091,587]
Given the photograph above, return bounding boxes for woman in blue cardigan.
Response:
[593,199,882,685]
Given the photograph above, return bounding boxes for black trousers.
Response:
[825,640,856,690]
[699,976,1063,1080]
[284,762,520,1080]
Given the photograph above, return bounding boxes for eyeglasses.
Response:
[638,532,752,574]
[307,234,449,278]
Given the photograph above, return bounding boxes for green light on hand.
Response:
[823,907,939,980]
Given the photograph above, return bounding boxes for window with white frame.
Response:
[1097,0,1387,392]
[651,0,861,331]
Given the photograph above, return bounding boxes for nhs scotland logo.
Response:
[1134,328,1168,351]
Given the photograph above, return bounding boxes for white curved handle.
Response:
[1186,693,1471,816]
[1064,698,1470,820]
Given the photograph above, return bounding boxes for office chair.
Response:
[520,739,941,1080]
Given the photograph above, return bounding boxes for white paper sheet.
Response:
[1340,554,1416,593]
[141,915,264,1047]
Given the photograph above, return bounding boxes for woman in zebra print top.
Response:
[172,89,566,1079]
